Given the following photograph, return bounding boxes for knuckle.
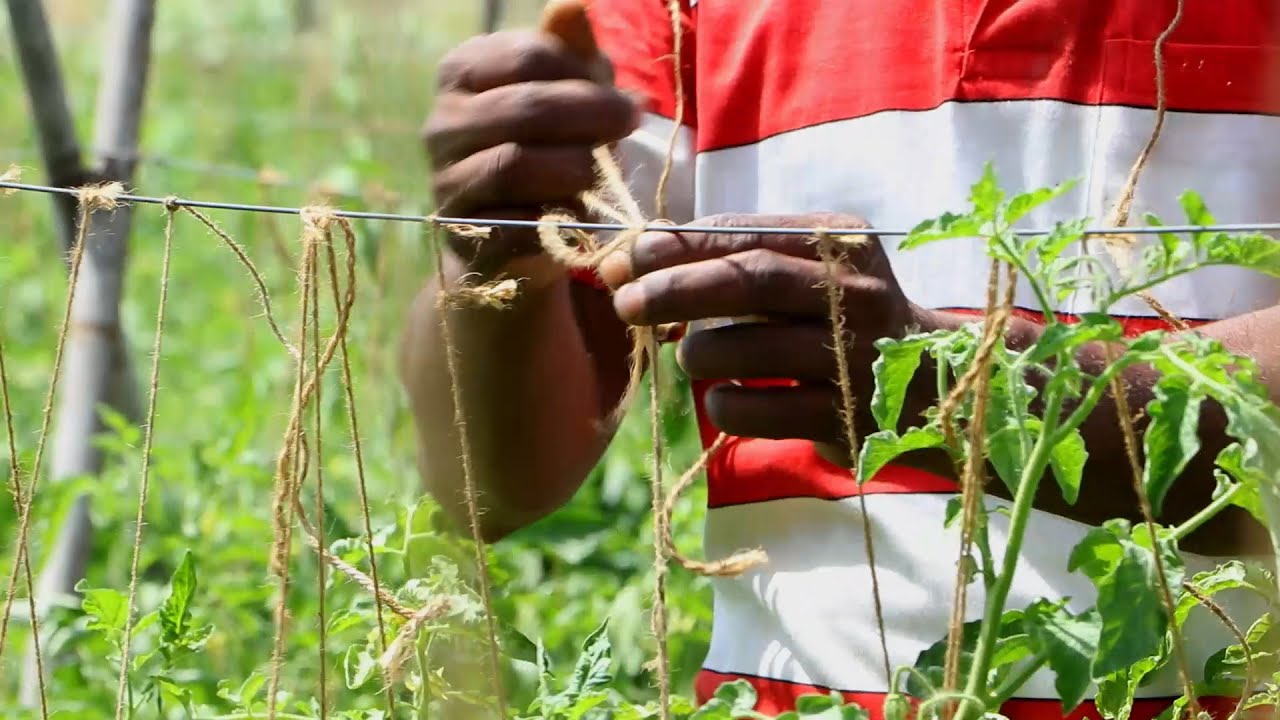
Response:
[434,39,479,90]
[508,34,563,81]
[738,248,785,287]
[484,143,524,195]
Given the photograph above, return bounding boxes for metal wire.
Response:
[5,178,1280,238]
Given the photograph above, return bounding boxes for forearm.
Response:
[399,253,631,541]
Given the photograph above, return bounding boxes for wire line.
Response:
[5,179,1280,238]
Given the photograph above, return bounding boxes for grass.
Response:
[0,1,710,716]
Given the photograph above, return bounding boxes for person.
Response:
[401,0,1280,716]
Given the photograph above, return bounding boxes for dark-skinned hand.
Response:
[598,213,938,455]
[422,0,640,289]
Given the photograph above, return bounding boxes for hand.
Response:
[423,1,640,288]
[598,213,935,450]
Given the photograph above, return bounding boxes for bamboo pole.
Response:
[18,0,156,706]
[4,0,87,256]
[482,0,504,33]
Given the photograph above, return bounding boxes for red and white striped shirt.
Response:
[583,1,1280,717]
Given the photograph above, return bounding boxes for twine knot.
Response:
[162,195,181,212]
[77,181,125,212]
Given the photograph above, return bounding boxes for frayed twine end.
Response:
[440,277,522,311]
[76,181,125,211]
[1,164,21,194]
[444,223,491,240]
[676,547,769,578]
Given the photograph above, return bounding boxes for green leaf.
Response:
[1067,520,1130,582]
[901,212,983,250]
[161,550,197,645]
[792,693,866,719]
[499,620,539,665]
[343,645,377,689]
[711,679,758,714]
[858,427,945,483]
[566,619,613,700]
[1049,427,1087,506]
[1095,650,1168,720]
[1023,314,1121,366]
[79,582,129,636]
[970,162,1005,220]
[1003,178,1079,226]
[988,418,1027,496]
[1092,540,1171,676]
[1142,378,1204,515]
[1024,601,1101,711]
[1214,445,1268,525]
[910,611,1027,698]
[870,337,930,432]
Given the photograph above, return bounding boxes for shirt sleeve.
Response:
[569,0,698,292]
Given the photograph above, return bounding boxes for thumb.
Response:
[540,0,614,85]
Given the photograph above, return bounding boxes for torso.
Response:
[598,1,1280,715]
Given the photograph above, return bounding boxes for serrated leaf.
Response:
[80,583,129,636]
[970,162,1005,220]
[1142,378,1203,516]
[1049,427,1087,506]
[1095,650,1168,720]
[869,338,930,432]
[711,679,758,714]
[901,212,984,250]
[1024,315,1121,366]
[343,646,377,689]
[567,619,612,700]
[1024,601,1101,711]
[858,427,944,483]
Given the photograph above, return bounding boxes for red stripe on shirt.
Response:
[695,0,1280,151]
[695,670,1260,720]
[586,0,697,127]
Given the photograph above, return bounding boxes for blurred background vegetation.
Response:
[0,1,711,716]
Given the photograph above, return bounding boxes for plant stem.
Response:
[960,389,1064,720]
[990,232,1055,321]
[1051,358,1138,446]
[1170,481,1243,543]
[987,652,1049,707]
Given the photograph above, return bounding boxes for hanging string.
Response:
[309,216,330,718]
[427,219,511,719]
[112,199,179,720]
[0,181,122,720]
[266,212,318,720]
[321,221,401,715]
[814,230,893,684]
[659,432,767,576]
[0,175,51,719]
[1094,1,1199,715]
[940,260,1017,719]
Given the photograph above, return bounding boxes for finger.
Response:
[437,30,595,93]
[612,250,832,325]
[426,81,638,163]
[434,143,596,216]
[703,382,842,443]
[597,212,871,286]
[677,322,839,382]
